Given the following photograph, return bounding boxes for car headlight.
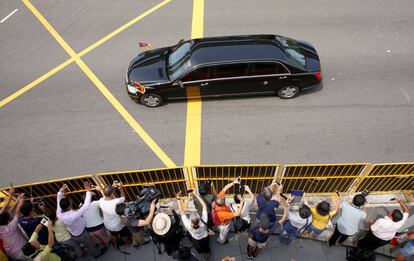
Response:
[127,84,138,94]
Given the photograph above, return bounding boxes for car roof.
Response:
[188,35,288,66]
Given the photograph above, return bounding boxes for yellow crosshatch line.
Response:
[184,0,204,167]
[21,0,176,168]
[0,0,171,108]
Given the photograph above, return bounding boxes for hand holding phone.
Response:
[40,215,49,226]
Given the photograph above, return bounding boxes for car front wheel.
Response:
[277,86,300,99]
[140,93,163,107]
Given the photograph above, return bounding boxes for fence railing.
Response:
[1,162,413,203]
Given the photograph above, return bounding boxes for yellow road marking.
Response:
[22,0,176,167]
[0,58,74,108]
[184,0,204,168]
[0,0,171,108]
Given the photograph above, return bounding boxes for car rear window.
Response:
[276,36,306,67]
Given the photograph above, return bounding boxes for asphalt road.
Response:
[0,0,413,186]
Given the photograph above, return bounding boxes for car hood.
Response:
[127,47,170,84]
[297,40,321,72]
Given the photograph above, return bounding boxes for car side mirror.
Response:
[178,80,184,88]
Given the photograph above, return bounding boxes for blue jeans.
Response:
[279,220,300,245]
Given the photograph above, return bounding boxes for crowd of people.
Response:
[0,177,412,261]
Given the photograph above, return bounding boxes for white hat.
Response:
[152,213,171,236]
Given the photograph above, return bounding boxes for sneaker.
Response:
[246,255,252,260]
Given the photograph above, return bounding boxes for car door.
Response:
[166,66,211,99]
[247,62,290,92]
[199,63,252,97]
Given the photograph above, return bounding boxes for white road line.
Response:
[0,9,18,23]
[400,88,410,101]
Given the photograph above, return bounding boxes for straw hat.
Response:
[152,213,171,236]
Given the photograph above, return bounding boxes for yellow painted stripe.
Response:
[184,0,204,167]
[22,0,176,168]
[0,0,171,108]
[0,58,74,108]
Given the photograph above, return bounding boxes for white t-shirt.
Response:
[181,209,208,240]
[288,211,312,229]
[230,199,253,223]
[82,200,104,228]
[99,197,125,232]
[372,212,409,241]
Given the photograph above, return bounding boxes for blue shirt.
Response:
[256,195,279,223]
[19,216,48,245]
[337,201,367,236]
[248,222,280,243]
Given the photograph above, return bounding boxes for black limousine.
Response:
[126,35,322,107]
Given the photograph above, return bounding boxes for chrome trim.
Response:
[179,73,290,85]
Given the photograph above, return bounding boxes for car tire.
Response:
[140,93,163,107]
[277,85,300,99]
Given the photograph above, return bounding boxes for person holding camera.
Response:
[177,191,211,260]
[193,182,215,228]
[256,181,282,224]
[212,178,245,244]
[0,193,28,260]
[57,182,101,258]
[21,221,60,260]
[98,181,131,248]
[357,197,410,251]
[247,196,291,260]
[230,185,255,233]
[279,198,312,245]
[80,188,110,252]
[19,200,49,246]
[115,199,156,247]
[328,193,367,246]
[303,196,340,239]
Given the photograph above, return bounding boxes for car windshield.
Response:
[276,36,306,67]
[168,41,194,80]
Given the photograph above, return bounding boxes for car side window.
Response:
[250,62,288,75]
[180,67,210,82]
[210,63,249,79]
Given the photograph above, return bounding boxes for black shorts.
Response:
[190,235,210,254]
[110,226,131,238]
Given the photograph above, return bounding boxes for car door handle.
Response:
[200,83,209,87]
[279,76,287,79]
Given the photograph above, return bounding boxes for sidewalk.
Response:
[83,233,392,261]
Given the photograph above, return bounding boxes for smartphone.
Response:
[280,193,288,200]
[390,198,396,201]
[40,215,49,226]
[335,191,340,197]
[187,189,194,193]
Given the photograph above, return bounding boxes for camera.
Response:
[361,190,370,197]
[40,215,49,226]
[124,187,161,219]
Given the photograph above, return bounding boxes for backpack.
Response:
[346,247,376,261]
[211,208,225,225]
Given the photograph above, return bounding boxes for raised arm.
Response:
[232,196,245,217]
[176,191,185,216]
[221,177,239,194]
[244,185,255,201]
[56,184,69,215]
[332,195,340,213]
[274,184,283,202]
[395,198,409,213]
[114,181,126,199]
[278,196,292,224]
[194,192,207,212]
[0,186,15,214]
[211,182,218,197]
[13,193,25,217]
[73,182,93,217]
[46,221,55,248]
[138,199,156,227]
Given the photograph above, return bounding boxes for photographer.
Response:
[98,181,131,248]
[230,185,255,233]
[0,193,27,260]
[115,199,156,247]
[151,206,182,256]
[357,197,410,251]
[193,182,215,227]
[177,191,211,260]
[57,182,101,258]
[21,222,60,260]
[80,189,110,252]
[328,193,367,246]
[256,181,282,223]
[212,178,244,244]
[19,201,49,245]
[279,198,312,245]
